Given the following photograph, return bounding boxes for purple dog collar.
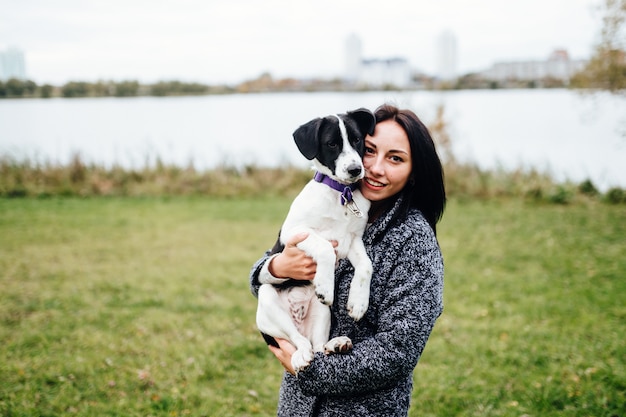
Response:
[313,171,358,206]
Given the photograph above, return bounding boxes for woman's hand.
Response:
[269,233,338,281]
[268,337,298,375]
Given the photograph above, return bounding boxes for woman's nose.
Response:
[367,156,384,176]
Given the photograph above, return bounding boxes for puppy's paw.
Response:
[314,282,334,306]
[324,336,353,355]
[291,348,314,372]
[347,274,370,321]
[347,300,368,321]
[347,289,369,321]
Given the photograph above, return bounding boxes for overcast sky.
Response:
[1,0,603,85]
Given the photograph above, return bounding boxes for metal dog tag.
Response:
[346,201,364,218]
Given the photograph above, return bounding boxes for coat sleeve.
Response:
[295,225,444,397]
[249,250,271,298]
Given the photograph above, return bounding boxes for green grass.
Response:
[0,197,624,416]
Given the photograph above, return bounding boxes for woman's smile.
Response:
[363,177,386,189]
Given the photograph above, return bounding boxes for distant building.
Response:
[482,49,587,83]
[358,57,411,88]
[0,47,27,81]
[344,34,412,88]
[345,33,363,83]
[435,30,458,81]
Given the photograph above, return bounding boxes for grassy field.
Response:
[0,196,624,417]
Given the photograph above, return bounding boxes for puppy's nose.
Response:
[347,164,362,178]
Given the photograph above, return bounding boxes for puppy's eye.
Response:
[353,137,361,145]
[328,142,338,148]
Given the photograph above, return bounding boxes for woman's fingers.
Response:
[287,232,309,247]
[268,338,297,375]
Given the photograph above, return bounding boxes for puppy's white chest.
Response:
[283,182,369,245]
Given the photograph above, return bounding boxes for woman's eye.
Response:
[364,147,374,154]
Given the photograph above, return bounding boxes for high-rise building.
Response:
[345,33,363,83]
[436,30,458,81]
[0,47,27,81]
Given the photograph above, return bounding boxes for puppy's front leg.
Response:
[346,239,372,321]
[295,234,337,306]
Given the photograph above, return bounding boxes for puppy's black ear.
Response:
[293,117,323,160]
[347,108,376,136]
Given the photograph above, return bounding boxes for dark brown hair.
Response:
[374,104,446,234]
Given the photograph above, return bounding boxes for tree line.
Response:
[0,78,238,99]
[1,59,623,99]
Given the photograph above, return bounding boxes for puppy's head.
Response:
[293,108,375,184]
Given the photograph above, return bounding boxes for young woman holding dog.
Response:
[249,103,446,416]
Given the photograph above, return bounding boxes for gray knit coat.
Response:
[249,195,444,416]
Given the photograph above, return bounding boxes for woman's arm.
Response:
[249,232,321,297]
[295,228,444,396]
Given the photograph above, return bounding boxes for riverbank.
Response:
[1,154,624,204]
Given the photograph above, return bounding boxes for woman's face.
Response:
[361,120,413,202]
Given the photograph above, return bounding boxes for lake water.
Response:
[0,89,624,191]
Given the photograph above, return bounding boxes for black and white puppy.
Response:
[256,108,375,372]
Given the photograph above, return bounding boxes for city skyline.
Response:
[0,40,589,87]
[1,0,601,85]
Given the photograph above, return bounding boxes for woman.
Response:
[249,104,446,416]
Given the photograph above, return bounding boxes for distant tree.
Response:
[180,82,208,95]
[40,84,54,98]
[92,81,113,97]
[62,81,90,98]
[149,80,209,96]
[23,80,37,96]
[572,0,626,93]
[5,78,26,96]
[150,81,170,96]
[0,81,6,97]
[114,80,139,97]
